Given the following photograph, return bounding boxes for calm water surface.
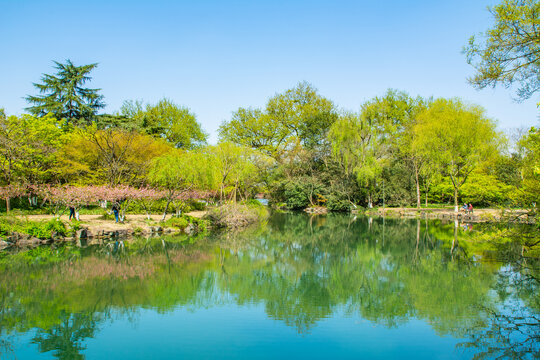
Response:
[1,213,538,359]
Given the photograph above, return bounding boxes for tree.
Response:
[518,126,540,204]
[328,113,385,208]
[59,126,172,186]
[413,98,501,212]
[205,142,261,202]
[148,150,216,220]
[0,113,67,187]
[120,98,207,149]
[465,0,540,100]
[25,60,105,125]
[219,82,337,159]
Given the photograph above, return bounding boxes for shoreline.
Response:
[0,212,208,250]
[359,207,536,224]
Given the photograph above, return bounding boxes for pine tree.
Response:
[25,60,105,125]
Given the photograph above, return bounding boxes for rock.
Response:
[184,223,196,235]
[17,237,41,248]
[40,238,54,245]
[76,229,88,239]
[0,240,10,250]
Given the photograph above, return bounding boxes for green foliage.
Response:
[413,98,501,208]
[219,81,337,158]
[430,172,516,206]
[121,98,207,149]
[274,178,324,210]
[465,0,540,100]
[0,217,66,238]
[0,113,69,185]
[25,60,105,125]
[164,216,189,229]
[205,142,271,202]
[518,126,540,204]
[25,219,67,238]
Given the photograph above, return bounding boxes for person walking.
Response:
[69,206,76,221]
[112,202,120,223]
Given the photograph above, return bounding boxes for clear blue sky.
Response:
[1,0,538,143]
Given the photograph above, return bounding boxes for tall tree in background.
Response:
[120,98,207,149]
[25,60,105,125]
[465,0,540,101]
[413,98,500,212]
[219,82,337,160]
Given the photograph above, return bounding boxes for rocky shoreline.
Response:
[360,207,536,224]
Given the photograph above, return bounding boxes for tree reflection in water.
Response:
[0,213,538,359]
[31,311,100,360]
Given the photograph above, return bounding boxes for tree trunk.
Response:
[414,162,421,209]
[5,198,10,213]
[453,186,459,213]
[161,199,171,222]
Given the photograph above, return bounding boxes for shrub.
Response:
[206,204,269,229]
[25,219,66,238]
[164,216,189,229]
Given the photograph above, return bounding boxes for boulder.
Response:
[17,237,41,248]
[184,223,196,235]
[76,229,88,239]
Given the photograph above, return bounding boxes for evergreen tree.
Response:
[25,60,105,125]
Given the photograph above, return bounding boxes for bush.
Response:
[206,204,269,229]
[25,219,66,238]
[0,217,66,238]
[164,216,189,229]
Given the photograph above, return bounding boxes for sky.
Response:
[1,0,538,143]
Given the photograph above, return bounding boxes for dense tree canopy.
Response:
[413,98,501,211]
[219,82,337,159]
[120,98,207,149]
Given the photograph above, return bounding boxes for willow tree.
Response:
[328,113,384,208]
[205,142,263,203]
[25,60,105,125]
[413,98,500,212]
[148,150,216,220]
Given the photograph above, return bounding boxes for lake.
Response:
[0,213,538,359]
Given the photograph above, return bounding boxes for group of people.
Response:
[461,203,474,214]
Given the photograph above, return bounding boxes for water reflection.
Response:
[0,213,538,359]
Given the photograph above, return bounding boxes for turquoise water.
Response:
[1,214,538,359]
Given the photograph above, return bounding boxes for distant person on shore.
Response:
[69,206,76,221]
[468,203,473,214]
[462,203,468,213]
[112,203,120,223]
